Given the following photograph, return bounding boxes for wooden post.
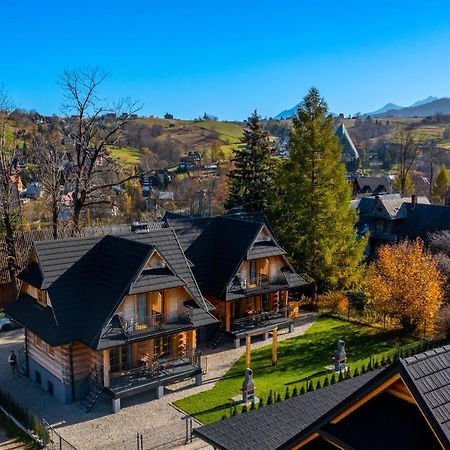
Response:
[225,302,231,332]
[103,349,110,387]
[272,329,278,366]
[245,335,251,368]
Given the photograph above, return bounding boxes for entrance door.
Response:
[137,294,147,326]
[110,346,130,372]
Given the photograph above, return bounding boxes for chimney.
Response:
[411,194,418,208]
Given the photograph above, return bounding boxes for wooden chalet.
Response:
[194,345,450,449]
[6,227,216,412]
[165,213,310,348]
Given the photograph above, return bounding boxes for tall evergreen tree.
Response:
[225,111,274,212]
[433,164,449,204]
[270,88,365,291]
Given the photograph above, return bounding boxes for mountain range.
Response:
[274,96,450,119]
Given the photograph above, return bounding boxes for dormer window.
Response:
[37,290,48,307]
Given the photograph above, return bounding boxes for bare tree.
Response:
[393,129,421,197]
[0,89,21,289]
[60,68,141,231]
[34,129,66,239]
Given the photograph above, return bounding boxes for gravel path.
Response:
[0,313,317,450]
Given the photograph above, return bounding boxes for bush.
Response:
[323,376,330,387]
[330,373,336,384]
[361,364,367,374]
[353,367,360,377]
[307,381,314,392]
[258,397,264,408]
[276,393,282,403]
[292,387,298,397]
[315,379,322,390]
[317,292,349,315]
[300,385,306,395]
[338,370,344,382]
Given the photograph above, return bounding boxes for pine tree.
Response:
[225,111,274,213]
[270,88,366,291]
[284,386,291,400]
[433,164,449,204]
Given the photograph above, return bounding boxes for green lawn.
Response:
[108,146,141,167]
[174,316,415,424]
[191,120,243,144]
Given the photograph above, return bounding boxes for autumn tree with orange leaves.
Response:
[369,239,444,334]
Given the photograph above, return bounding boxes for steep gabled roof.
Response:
[165,213,307,300]
[335,123,359,160]
[7,228,215,348]
[396,203,450,242]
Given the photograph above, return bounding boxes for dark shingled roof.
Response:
[7,228,216,348]
[401,345,450,444]
[194,370,381,450]
[17,262,43,289]
[396,203,450,242]
[165,213,307,300]
[195,345,450,450]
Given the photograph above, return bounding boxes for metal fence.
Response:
[43,419,78,450]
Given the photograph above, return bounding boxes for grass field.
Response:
[174,316,415,424]
[108,146,141,167]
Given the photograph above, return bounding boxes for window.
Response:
[35,370,41,386]
[37,290,48,307]
[47,381,54,396]
[47,345,54,358]
[154,336,172,358]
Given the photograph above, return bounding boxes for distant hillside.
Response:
[374,98,450,118]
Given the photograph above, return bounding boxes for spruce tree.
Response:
[433,164,449,204]
[225,110,274,213]
[270,88,366,291]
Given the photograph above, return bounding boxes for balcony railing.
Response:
[121,310,190,335]
[109,350,205,393]
[240,274,270,290]
[232,307,290,332]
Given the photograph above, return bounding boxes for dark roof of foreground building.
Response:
[194,344,450,450]
[164,213,309,300]
[194,371,381,450]
[7,228,216,348]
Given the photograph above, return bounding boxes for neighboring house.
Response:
[355,194,430,255]
[20,182,41,199]
[194,345,450,449]
[6,227,216,412]
[165,213,310,348]
[353,175,394,196]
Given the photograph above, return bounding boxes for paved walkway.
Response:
[0,313,317,450]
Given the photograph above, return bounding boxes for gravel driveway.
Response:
[0,313,317,450]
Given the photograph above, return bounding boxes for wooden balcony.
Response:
[105,351,205,399]
[120,310,192,338]
[230,307,293,339]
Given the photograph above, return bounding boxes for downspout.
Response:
[69,343,75,402]
[24,330,29,377]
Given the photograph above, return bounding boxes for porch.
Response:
[105,351,205,412]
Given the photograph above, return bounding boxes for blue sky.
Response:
[2,1,450,120]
